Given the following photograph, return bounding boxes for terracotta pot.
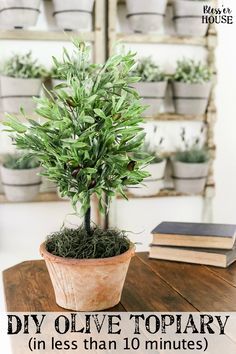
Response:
[172,160,209,194]
[173,0,209,37]
[0,76,42,113]
[0,0,41,28]
[133,81,167,116]
[128,160,166,196]
[40,242,135,311]
[0,165,41,202]
[52,0,95,31]
[172,81,211,115]
[126,0,167,33]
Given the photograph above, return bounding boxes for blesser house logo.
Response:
[202,4,233,24]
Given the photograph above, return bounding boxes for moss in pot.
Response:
[172,127,210,194]
[0,52,47,113]
[131,57,168,116]
[4,40,151,311]
[172,58,212,115]
[0,153,41,202]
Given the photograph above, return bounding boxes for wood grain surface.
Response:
[138,253,236,312]
[3,253,236,312]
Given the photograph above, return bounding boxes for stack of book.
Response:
[149,222,236,268]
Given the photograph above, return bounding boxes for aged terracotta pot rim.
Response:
[40,241,135,266]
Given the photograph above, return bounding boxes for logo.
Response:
[202,5,233,24]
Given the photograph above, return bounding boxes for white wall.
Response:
[0,0,236,270]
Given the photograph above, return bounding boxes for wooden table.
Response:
[3,252,236,312]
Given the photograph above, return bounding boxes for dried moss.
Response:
[45,227,131,259]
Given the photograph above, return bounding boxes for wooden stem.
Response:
[84,205,91,235]
[104,194,109,230]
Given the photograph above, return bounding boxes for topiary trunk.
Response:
[84,205,91,235]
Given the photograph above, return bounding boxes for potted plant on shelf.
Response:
[0,153,41,202]
[0,52,47,113]
[126,0,167,33]
[128,128,166,197]
[52,0,95,31]
[172,0,209,37]
[0,0,41,29]
[4,41,151,311]
[51,58,92,89]
[172,58,212,115]
[171,127,210,194]
[50,64,66,88]
[131,57,168,117]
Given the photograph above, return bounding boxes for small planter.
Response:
[52,0,95,31]
[51,78,65,87]
[0,76,42,113]
[51,79,71,98]
[172,160,209,194]
[40,177,57,193]
[57,187,70,200]
[0,0,41,29]
[0,166,42,202]
[133,81,167,116]
[173,0,209,37]
[40,242,135,311]
[128,160,166,197]
[126,0,167,33]
[172,81,211,115]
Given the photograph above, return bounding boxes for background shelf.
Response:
[116,183,215,200]
[0,0,217,218]
[146,113,208,122]
[0,0,106,64]
[116,33,208,46]
[0,192,64,203]
[116,189,203,199]
[0,30,95,42]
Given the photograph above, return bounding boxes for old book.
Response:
[149,245,236,268]
[151,222,236,249]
